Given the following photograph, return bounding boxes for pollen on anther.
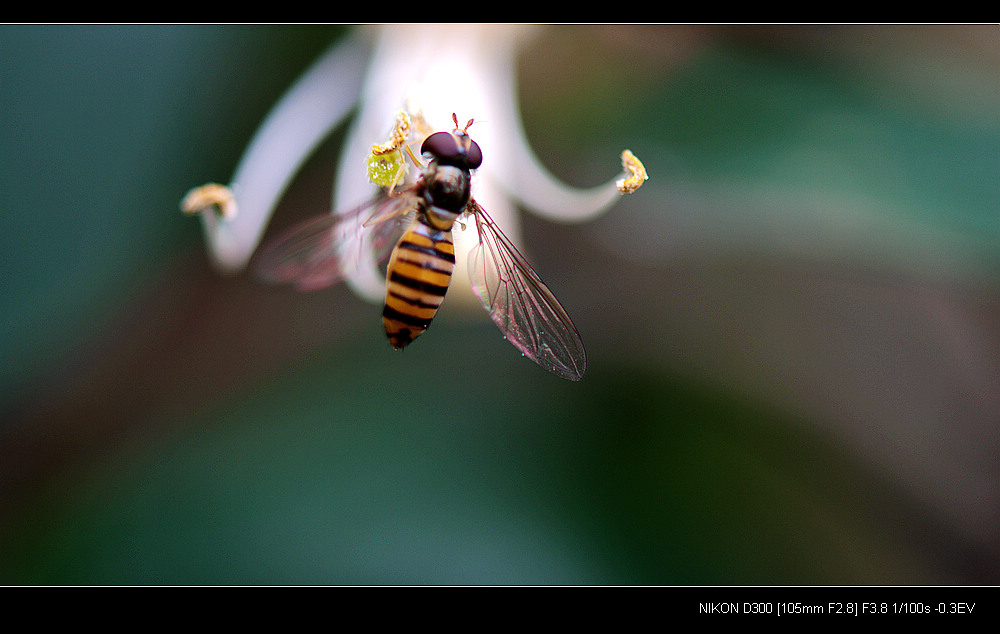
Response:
[180,183,238,220]
[616,150,648,194]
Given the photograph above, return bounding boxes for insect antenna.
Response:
[452,112,474,133]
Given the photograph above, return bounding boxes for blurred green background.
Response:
[2,25,998,585]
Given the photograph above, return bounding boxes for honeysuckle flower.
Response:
[183,24,645,304]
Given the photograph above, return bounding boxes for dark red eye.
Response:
[421,131,483,169]
[463,138,483,169]
[421,132,460,161]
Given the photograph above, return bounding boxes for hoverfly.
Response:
[254,114,587,381]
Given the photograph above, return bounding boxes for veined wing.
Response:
[467,200,587,381]
[253,194,415,291]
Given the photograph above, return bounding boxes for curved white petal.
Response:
[482,41,625,223]
[199,31,370,273]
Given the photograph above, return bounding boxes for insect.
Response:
[254,114,587,381]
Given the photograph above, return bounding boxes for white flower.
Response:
[182,25,645,303]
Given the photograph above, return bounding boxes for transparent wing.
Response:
[467,200,587,381]
[253,194,415,291]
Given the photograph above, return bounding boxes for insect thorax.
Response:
[423,164,471,214]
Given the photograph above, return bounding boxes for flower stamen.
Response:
[366,110,413,193]
[369,109,411,156]
[180,183,238,220]
[616,149,648,195]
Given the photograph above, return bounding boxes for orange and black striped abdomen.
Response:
[382,221,456,349]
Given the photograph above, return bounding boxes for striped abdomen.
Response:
[382,219,456,348]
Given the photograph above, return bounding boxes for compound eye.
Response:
[421,132,460,161]
[464,139,483,169]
